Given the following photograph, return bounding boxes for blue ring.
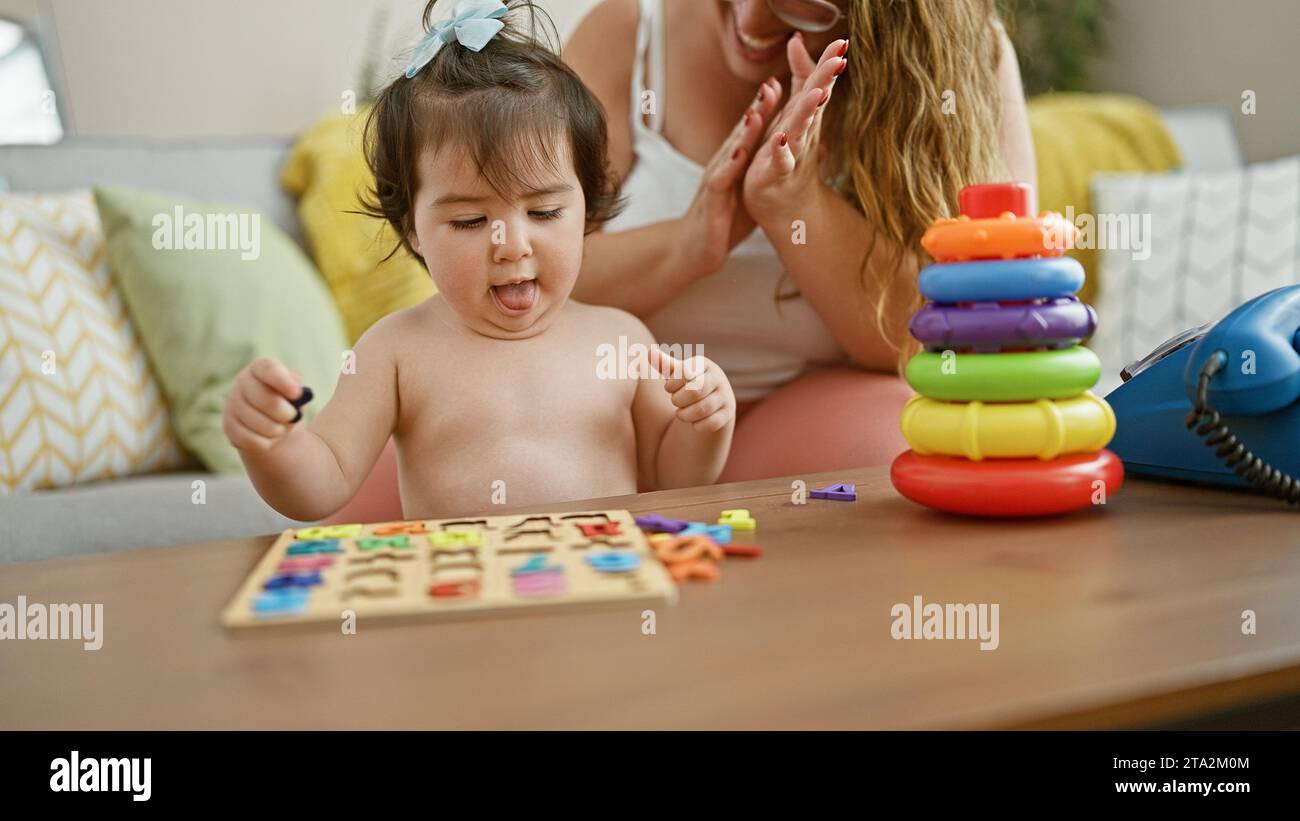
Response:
[919,257,1085,303]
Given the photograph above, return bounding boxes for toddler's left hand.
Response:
[651,348,735,434]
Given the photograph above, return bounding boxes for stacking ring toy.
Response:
[890,449,1124,517]
[918,256,1085,303]
[921,212,1077,262]
[899,391,1116,460]
[909,297,1097,352]
[905,346,1100,401]
[960,181,1036,219]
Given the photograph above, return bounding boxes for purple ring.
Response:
[909,297,1098,353]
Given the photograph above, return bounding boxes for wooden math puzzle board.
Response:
[220,509,678,629]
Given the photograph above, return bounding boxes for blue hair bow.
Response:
[405,0,509,79]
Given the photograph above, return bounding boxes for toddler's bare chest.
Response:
[397,346,634,441]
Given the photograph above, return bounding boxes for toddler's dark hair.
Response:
[362,0,624,262]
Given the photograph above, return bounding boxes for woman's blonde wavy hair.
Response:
[817,0,1009,373]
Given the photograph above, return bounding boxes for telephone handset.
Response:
[1106,286,1300,504]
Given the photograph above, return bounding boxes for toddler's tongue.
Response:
[493,280,536,312]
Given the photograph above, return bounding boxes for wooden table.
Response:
[4,466,1300,729]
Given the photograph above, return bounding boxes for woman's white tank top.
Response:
[600,0,846,402]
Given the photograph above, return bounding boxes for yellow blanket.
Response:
[281,111,434,344]
[1028,92,1183,304]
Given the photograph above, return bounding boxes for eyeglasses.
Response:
[723,0,844,34]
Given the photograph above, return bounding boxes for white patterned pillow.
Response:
[1089,156,1300,396]
[0,190,192,493]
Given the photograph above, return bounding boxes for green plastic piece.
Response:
[357,536,412,551]
[905,346,1100,401]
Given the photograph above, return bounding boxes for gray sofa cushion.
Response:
[1158,106,1243,172]
[0,136,318,561]
[0,137,303,247]
[0,472,311,563]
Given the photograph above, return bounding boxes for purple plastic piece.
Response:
[810,483,856,501]
[635,513,690,533]
[909,297,1097,353]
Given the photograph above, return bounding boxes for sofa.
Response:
[0,137,315,563]
[0,107,1245,564]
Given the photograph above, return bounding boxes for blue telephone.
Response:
[1105,285,1300,504]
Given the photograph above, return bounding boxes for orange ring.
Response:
[921,212,1077,262]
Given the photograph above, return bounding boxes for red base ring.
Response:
[890,449,1124,517]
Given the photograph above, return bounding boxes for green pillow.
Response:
[94,185,348,473]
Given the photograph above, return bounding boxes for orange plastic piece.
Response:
[650,534,722,564]
[722,544,763,558]
[668,559,720,582]
[373,521,430,536]
[578,522,622,537]
[649,533,724,583]
[921,212,1078,262]
[428,579,481,598]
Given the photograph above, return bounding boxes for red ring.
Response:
[890,449,1124,517]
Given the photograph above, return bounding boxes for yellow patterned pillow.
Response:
[0,190,192,493]
[281,111,434,343]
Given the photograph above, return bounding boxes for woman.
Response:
[565,0,1035,480]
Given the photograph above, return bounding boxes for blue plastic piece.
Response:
[286,539,341,556]
[263,570,324,590]
[585,552,641,573]
[678,523,732,544]
[252,588,310,617]
[510,554,561,576]
[918,257,1085,303]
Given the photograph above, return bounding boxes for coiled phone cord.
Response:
[1185,350,1300,506]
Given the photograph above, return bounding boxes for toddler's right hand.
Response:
[222,357,311,454]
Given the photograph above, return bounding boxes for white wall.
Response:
[1090,0,1300,163]
[1,0,1295,163]
[0,0,40,19]
[0,0,598,139]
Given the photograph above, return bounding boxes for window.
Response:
[0,18,63,144]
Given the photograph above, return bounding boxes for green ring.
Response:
[905,346,1100,401]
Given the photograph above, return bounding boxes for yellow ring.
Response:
[921,212,1078,262]
[899,391,1115,460]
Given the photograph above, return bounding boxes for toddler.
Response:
[222,0,735,520]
